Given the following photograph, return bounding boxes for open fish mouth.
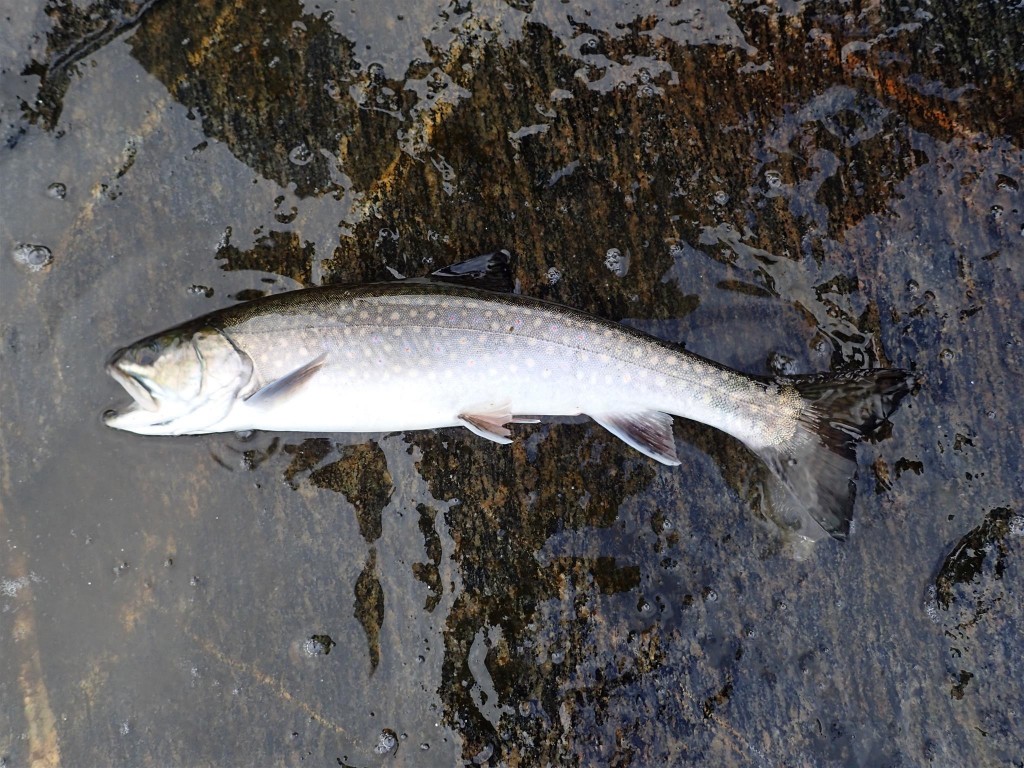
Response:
[106,363,158,413]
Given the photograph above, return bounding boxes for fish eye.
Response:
[135,342,161,367]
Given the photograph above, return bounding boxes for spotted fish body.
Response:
[106,253,912,539]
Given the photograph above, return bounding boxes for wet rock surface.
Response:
[1,0,1022,765]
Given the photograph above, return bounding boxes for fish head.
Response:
[105,326,253,434]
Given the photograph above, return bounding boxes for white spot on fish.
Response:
[390,311,400,321]
[525,358,536,368]
[393,329,403,337]
[360,310,370,320]
[599,353,610,363]
[527,337,537,346]
[533,318,543,328]
[655,376,666,387]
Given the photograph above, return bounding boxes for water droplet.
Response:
[764,169,783,190]
[546,266,562,285]
[420,742,430,751]
[303,634,336,656]
[604,247,629,277]
[550,648,565,664]
[990,204,1003,219]
[767,351,797,376]
[12,243,53,272]
[188,284,214,298]
[47,182,67,199]
[288,143,314,166]
[713,190,729,205]
[939,348,954,362]
[374,729,398,755]
[995,174,1019,192]
[905,278,919,295]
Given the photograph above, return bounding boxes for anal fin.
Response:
[245,354,327,407]
[591,410,680,466]
[459,404,539,444]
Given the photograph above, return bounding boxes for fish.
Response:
[105,251,913,540]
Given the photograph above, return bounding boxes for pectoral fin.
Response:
[591,410,680,465]
[245,354,327,407]
[459,404,539,443]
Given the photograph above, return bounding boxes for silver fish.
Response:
[105,252,912,539]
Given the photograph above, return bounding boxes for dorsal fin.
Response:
[427,250,516,293]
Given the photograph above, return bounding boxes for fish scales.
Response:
[209,283,780,446]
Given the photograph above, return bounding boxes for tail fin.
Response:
[755,369,914,541]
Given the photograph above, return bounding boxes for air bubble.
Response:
[546,266,562,285]
[713,190,729,205]
[12,243,53,272]
[764,169,783,189]
[47,182,67,199]
[288,143,314,166]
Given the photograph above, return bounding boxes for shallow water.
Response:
[2,0,1022,765]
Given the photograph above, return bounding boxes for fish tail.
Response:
[754,369,915,540]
